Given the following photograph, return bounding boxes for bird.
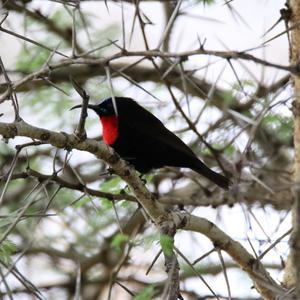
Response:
[71,97,230,189]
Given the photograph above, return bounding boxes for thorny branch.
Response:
[70,76,90,139]
[0,48,293,102]
[0,1,295,299]
[0,120,288,299]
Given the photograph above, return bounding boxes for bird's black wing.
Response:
[119,101,198,160]
[117,99,230,189]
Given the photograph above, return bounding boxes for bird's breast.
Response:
[100,116,119,146]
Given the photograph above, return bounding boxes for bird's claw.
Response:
[106,167,115,175]
[139,174,147,185]
[71,132,87,142]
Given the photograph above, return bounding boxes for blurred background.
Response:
[0,0,292,299]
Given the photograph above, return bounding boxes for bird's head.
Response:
[70,97,118,117]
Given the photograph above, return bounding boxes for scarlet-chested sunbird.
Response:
[71,97,230,189]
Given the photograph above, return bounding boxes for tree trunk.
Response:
[283,1,300,295]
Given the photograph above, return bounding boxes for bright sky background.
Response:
[0,1,291,299]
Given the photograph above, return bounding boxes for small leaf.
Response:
[120,200,130,208]
[100,177,122,193]
[133,285,157,300]
[16,47,50,72]
[100,198,113,209]
[111,233,129,252]
[262,114,293,143]
[73,197,91,208]
[141,233,160,249]
[160,234,174,257]
[224,144,235,156]
[0,239,17,264]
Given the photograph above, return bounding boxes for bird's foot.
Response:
[59,131,72,151]
[120,184,131,194]
[73,131,87,141]
[150,192,158,201]
[99,167,115,178]
[177,204,185,211]
[139,174,147,185]
[106,167,115,175]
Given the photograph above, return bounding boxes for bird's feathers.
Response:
[84,97,230,189]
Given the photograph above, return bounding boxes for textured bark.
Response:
[160,222,181,300]
[283,0,300,294]
[181,214,284,300]
[0,120,285,299]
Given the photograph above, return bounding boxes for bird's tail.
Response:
[191,162,231,190]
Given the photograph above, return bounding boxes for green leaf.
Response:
[221,90,235,106]
[0,218,13,229]
[111,233,129,252]
[55,189,77,209]
[51,9,72,28]
[73,197,91,208]
[16,47,50,72]
[0,239,17,264]
[120,200,130,208]
[201,0,215,4]
[100,198,113,209]
[160,234,173,257]
[262,114,293,143]
[133,285,157,300]
[142,233,160,249]
[223,144,235,156]
[100,177,122,193]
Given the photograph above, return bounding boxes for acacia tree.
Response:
[0,0,297,299]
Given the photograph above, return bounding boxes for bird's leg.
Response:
[137,174,159,201]
[177,204,185,211]
[139,173,147,185]
[98,167,115,178]
[120,184,131,194]
[106,167,115,175]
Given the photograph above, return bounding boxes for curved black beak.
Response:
[70,104,98,111]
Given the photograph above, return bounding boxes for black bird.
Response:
[71,97,230,189]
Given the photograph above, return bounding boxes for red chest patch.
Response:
[100,116,119,146]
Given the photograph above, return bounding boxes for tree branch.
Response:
[0,120,286,299]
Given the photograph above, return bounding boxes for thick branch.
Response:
[0,120,286,299]
[1,169,136,202]
[181,213,286,300]
[0,120,164,221]
[283,0,300,294]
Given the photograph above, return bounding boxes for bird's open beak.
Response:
[70,104,98,111]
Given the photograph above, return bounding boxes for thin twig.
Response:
[0,26,68,58]
[217,248,232,300]
[70,76,90,139]
[175,246,220,300]
[105,65,118,115]
[157,0,183,49]
[258,228,293,260]
[146,249,162,275]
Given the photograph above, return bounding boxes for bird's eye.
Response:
[98,107,108,115]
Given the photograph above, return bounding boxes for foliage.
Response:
[160,234,174,257]
[111,233,129,252]
[0,239,17,265]
[262,114,293,144]
[0,1,293,299]
[133,285,158,300]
